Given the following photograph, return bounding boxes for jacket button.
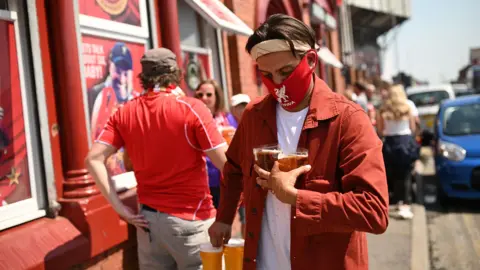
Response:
[251,208,257,215]
[248,232,254,239]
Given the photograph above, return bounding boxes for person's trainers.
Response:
[397,205,414,220]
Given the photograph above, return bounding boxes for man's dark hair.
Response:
[245,14,316,58]
[138,68,183,90]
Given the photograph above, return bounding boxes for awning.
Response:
[185,0,254,36]
[311,1,337,29]
[317,46,343,69]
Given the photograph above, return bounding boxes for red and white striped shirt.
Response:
[96,91,225,221]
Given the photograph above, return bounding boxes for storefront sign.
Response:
[181,46,213,96]
[79,0,141,26]
[81,34,145,176]
[0,20,32,207]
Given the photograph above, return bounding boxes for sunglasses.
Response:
[196,93,213,98]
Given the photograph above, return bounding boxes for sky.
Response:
[381,0,480,84]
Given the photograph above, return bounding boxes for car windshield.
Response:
[408,90,450,107]
[443,103,480,136]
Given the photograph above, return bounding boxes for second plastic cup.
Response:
[224,238,244,270]
[199,243,223,270]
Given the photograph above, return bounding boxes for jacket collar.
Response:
[253,75,339,132]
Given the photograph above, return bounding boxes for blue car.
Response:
[434,95,480,202]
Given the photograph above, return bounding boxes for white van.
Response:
[406,84,455,132]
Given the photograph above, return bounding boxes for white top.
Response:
[257,104,308,270]
[383,118,412,136]
[406,100,419,117]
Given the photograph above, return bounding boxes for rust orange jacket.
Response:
[217,76,389,270]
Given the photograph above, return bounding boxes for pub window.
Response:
[0,1,46,230]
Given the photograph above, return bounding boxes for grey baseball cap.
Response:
[140,48,178,76]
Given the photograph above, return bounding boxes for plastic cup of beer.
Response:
[253,144,281,171]
[199,243,223,270]
[224,238,245,270]
[220,126,236,145]
[277,148,309,172]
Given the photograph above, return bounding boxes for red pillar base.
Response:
[58,188,139,257]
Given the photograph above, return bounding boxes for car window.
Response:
[443,103,480,136]
[455,89,475,97]
[408,90,450,107]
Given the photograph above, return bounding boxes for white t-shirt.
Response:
[407,99,419,117]
[383,100,415,136]
[383,119,412,136]
[257,104,308,270]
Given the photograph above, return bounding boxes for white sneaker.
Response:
[397,205,414,220]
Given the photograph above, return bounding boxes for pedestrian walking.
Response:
[377,84,419,219]
[85,48,228,270]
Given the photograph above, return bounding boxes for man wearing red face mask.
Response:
[208,14,389,270]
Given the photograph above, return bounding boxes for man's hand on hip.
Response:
[118,205,149,229]
[208,221,231,247]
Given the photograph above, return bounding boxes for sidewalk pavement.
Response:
[368,147,433,270]
[368,213,411,270]
[368,204,429,270]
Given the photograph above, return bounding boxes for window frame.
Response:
[0,9,46,231]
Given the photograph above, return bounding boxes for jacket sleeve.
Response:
[295,109,389,235]
[215,113,246,225]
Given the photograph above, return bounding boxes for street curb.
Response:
[410,204,430,270]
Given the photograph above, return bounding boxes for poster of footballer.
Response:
[181,47,212,97]
[81,34,145,176]
[79,0,141,27]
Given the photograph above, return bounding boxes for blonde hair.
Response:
[380,84,411,120]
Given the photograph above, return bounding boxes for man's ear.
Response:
[306,51,317,68]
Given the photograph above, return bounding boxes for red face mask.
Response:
[261,50,317,110]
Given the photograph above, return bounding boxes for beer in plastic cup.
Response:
[199,243,223,270]
[224,238,245,270]
[277,148,309,172]
[253,144,281,171]
[220,126,236,145]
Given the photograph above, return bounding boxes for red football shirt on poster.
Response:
[96,91,225,221]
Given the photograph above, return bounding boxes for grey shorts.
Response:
[137,205,215,270]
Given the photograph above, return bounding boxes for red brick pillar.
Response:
[157,0,185,90]
[46,0,133,257]
[158,0,182,67]
[47,0,99,199]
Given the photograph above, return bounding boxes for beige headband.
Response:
[250,39,313,60]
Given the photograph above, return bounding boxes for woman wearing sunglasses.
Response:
[195,79,237,210]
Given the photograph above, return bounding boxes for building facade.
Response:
[0,0,343,269]
[339,0,411,85]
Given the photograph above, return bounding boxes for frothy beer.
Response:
[254,149,281,171]
[224,238,244,270]
[278,153,308,171]
[199,243,223,270]
[221,126,236,145]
